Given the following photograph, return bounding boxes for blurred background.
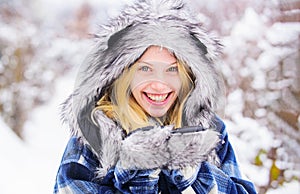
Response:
[0,0,299,193]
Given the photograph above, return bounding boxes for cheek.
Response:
[170,78,182,95]
[131,87,139,100]
[130,76,146,94]
[131,84,144,101]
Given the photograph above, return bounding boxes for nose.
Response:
[150,81,168,92]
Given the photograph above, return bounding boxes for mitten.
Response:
[119,125,173,169]
[167,126,220,169]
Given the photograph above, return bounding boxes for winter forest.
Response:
[0,0,299,193]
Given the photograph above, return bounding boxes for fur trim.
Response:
[167,130,220,169]
[92,110,123,178]
[119,125,172,169]
[60,0,225,177]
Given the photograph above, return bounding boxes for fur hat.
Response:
[61,0,224,157]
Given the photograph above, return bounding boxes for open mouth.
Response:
[144,92,171,103]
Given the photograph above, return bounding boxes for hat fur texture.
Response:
[60,0,225,178]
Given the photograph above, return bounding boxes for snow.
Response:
[267,181,300,194]
[1,0,299,193]
[266,22,300,45]
[0,73,73,194]
[231,8,266,41]
[1,76,298,193]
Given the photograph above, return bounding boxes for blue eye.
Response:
[139,66,151,72]
[167,66,178,72]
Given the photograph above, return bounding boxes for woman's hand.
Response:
[119,125,172,170]
[167,126,220,169]
[118,125,220,170]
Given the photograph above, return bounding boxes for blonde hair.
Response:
[93,60,194,134]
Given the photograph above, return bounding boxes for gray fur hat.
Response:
[61,0,224,154]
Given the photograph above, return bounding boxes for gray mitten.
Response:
[167,126,220,169]
[119,125,173,169]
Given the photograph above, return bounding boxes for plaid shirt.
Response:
[54,120,257,194]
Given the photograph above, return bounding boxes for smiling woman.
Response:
[131,46,189,122]
[95,46,194,132]
[54,0,257,193]
[131,47,181,115]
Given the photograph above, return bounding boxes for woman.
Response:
[54,0,257,193]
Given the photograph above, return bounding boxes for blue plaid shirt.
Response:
[54,120,257,194]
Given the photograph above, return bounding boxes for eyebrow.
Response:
[138,61,177,66]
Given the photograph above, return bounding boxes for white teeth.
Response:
[146,93,168,102]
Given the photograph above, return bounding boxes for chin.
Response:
[146,109,169,118]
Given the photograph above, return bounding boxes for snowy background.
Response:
[0,0,299,193]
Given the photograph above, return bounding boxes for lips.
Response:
[144,92,171,103]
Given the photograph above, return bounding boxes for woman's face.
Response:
[130,46,182,118]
